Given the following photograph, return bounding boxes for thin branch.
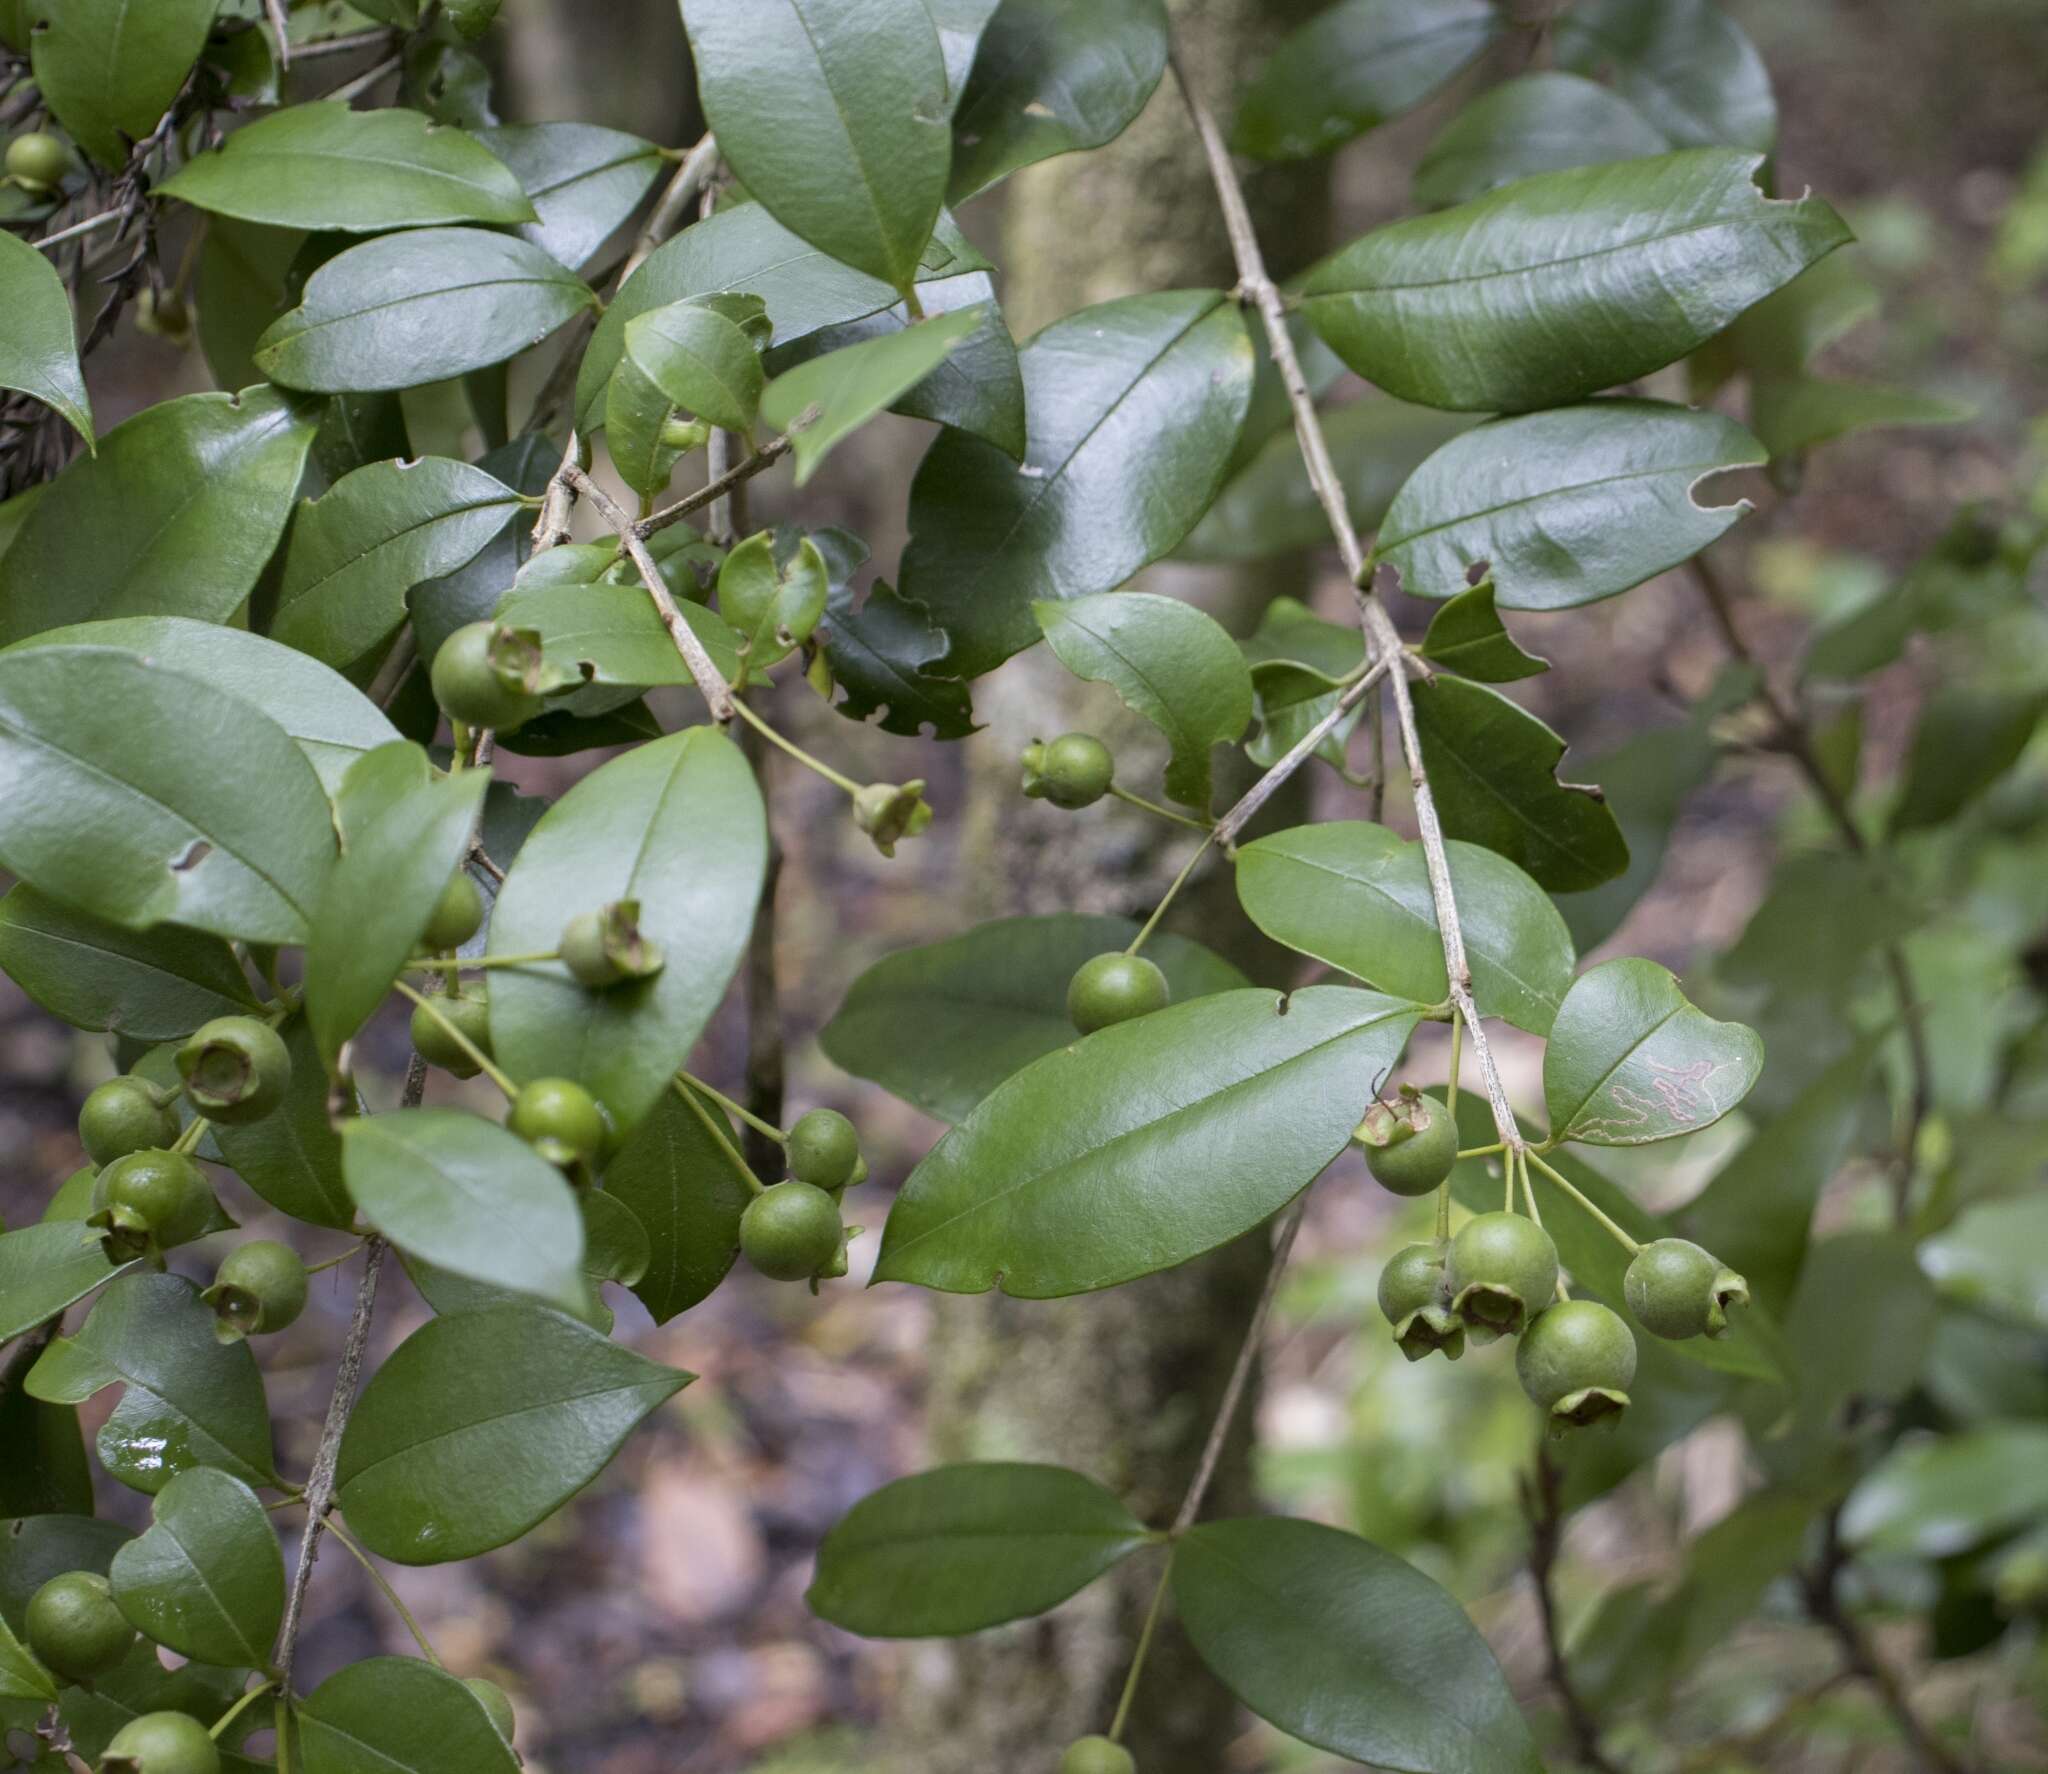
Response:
[1523,1451,1629,1774]
[287,26,398,61]
[736,714,787,1178]
[1211,657,1390,849]
[622,132,720,283]
[31,208,127,252]
[263,0,293,69]
[636,433,793,539]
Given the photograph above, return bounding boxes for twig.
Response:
[1523,1451,1629,1774]
[636,434,793,539]
[263,0,293,68]
[288,26,398,61]
[1211,658,1391,849]
[326,51,401,104]
[621,132,720,283]
[736,713,787,1177]
[31,208,127,252]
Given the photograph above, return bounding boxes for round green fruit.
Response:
[26,1570,135,1683]
[507,1077,608,1168]
[560,900,663,988]
[786,1107,860,1191]
[1447,1211,1559,1344]
[1624,1238,1750,1341]
[6,131,69,192]
[175,1016,290,1125]
[739,1181,843,1282]
[93,1149,214,1257]
[1023,732,1114,810]
[1517,1299,1637,1432]
[1059,1736,1136,1774]
[1376,1241,1465,1364]
[465,1676,516,1741]
[430,622,542,734]
[99,1710,221,1774]
[421,871,485,951]
[133,288,192,343]
[205,1240,309,1340]
[1066,952,1170,1035]
[410,990,492,1079]
[1361,1093,1457,1197]
[79,1077,179,1167]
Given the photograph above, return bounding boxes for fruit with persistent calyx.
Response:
[25,1571,135,1683]
[1516,1299,1637,1434]
[98,1710,220,1774]
[466,1676,517,1742]
[422,871,485,951]
[507,1077,608,1169]
[786,1107,860,1191]
[1376,1241,1465,1363]
[1447,1211,1559,1344]
[175,1016,290,1125]
[410,989,492,1078]
[89,1149,215,1262]
[852,779,933,857]
[430,622,545,734]
[561,899,664,988]
[1355,1088,1457,1197]
[740,1181,843,1281]
[203,1240,309,1341]
[1059,1736,1136,1774]
[1067,952,1170,1035]
[1624,1237,1750,1340]
[1021,733,1114,810]
[78,1077,180,1167]
[6,131,69,192]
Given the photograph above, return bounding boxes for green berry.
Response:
[1447,1211,1559,1345]
[6,131,69,192]
[560,900,664,989]
[739,1181,843,1282]
[25,1570,135,1683]
[204,1240,309,1341]
[786,1108,859,1191]
[1357,1091,1457,1197]
[134,288,192,344]
[1066,952,1170,1035]
[1516,1299,1637,1434]
[465,1676,516,1741]
[852,779,933,857]
[1624,1238,1750,1341]
[1059,1737,1136,1774]
[90,1149,214,1261]
[430,622,543,734]
[422,871,485,951]
[175,1016,290,1125]
[78,1077,179,1167]
[99,1710,221,1774]
[507,1077,608,1168]
[1022,733,1114,810]
[1376,1241,1465,1363]
[410,990,492,1078]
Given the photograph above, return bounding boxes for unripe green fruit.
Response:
[79,1077,179,1167]
[422,871,485,951]
[1067,952,1170,1035]
[1624,1238,1750,1341]
[786,1107,859,1191]
[6,131,69,192]
[430,622,543,734]
[1516,1299,1637,1433]
[176,1016,290,1125]
[410,990,492,1078]
[100,1709,221,1774]
[508,1078,609,1168]
[560,900,664,988]
[1447,1211,1559,1344]
[465,1676,516,1741]
[1358,1092,1457,1197]
[739,1180,843,1281]
[25,1570,136,1683]
[1377,1240,1464,1363]
[204,1240,309,1341]
[92,1149,214,1259]
[1059,1736,1136,1774]
[1022,732,1114,810]
[134,288,192,344]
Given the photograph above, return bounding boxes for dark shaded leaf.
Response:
[1414,71,1669,207]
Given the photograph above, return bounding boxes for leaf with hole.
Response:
[108,1468,283,1669]
[496,579,741,695]
[1418,582,1549,682]
[719,532,830,675]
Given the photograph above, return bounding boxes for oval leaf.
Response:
[1414,70,1670,208]
[474,121,664,270]
[30,0,214,168]
[719,532,828,674]
[0,1221,133,1344]
[0,231,91,445]
[624,298,766,436]
[495,579,741,692]
[298,1655,520,1774]
[601,1081,752,1324]
[109,1468,283,1668]
[1841,1425,2048,1560]
[1554,0,1777,153]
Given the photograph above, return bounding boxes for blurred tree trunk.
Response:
[884,6,1330,1768]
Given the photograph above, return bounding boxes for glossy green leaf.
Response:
[0,1221,131,1344]
[0,647,337,945]
[212,1017,357,1231]
[820,913,1248,1124]
[1749,376,1969,461]
[808,1464,1150,1637]
[0,231,91,445]
[161,102,536,230]
[1035,592,1251,810]
[1240,596,1363,710]
[720,532,828,675]
[342,1109,588,1312]
[1418,581,1549,682]
[25,1272,276,1494]
[1414,71,1670,207]
[0,388,315,644]
[407,433,562,661]
[335,1302,687,1563]
[901,290,1255,677]
[496,579,742,693]
[256,228,598,394]
[489,726,767,1135]
[947,0,1168,199]
[602,1082,752,1323]
[1891,685,2048,835]
[764,304,984,482]
[923,0,1001,100]
[1544,957,1763,1146]
[1237,822,1574,1035]
[474,121,663,268]
[297,1655,520,1774]
[0,1611,54,1705]
[108,1468,283,1668]
[58,1644,268,1773]
[816,545,976,741]
[1174,1517,1542,1774]
[876,985,1422,1297]
[1235,0,1500,163]
[1375,400,1765,608]
[1554,0,1777,152]
[1843,1424,2048,1559]
[682,0,950,290]
[29,0,214,168]
[1409,675,1629,892]
[1302,150,1849,412]
[625,298,767,435]
[604,353,692,500]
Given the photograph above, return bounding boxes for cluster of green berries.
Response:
[739,1108,863,1287]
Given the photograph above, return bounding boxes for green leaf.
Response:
[602,1082,752,1323]
[473,121,663,269]
[0,883,259,1041]
[255,228,598,394]
[1891,685,2048,834]
[0,231,91,445]
[1843,1424,2048,1559]
[58,1644,267,1773]
[1236,821,1574,1036]
[603,354,692,501]
[1034,592,1251,810]
[815,546,977,741]
[875,985,1422,1297]
[212,1017,357,1231]
[25,1272,277,1494]
[0,647,337,945]
[496,578,742,694]
[1302,150,1849,412]
[947,0,1168,200]
[0,1611,54,1705]
[1375,400,1765,608]
[306,751,488,1065]
[1234,0,1500,163]
[1544,957,1763,1146]
[0,388,315,645]
[1749,376,1970,461]
[0,1383,93,1520]
[764,304,985,483]
[1921,1192,2048,1332]
[719,532,829,675]
[1418,581,1549,682]
[29,0,214,168]
[297,1655,520,1774]
[108,1468,283,1669]
[161,102,536,230]
[1553,0,1777,152]
[1240,596,1364,708]
[0,1220,132,1344]
[820,913,1248,1124]
[902,290,1255,677]
[335,1303,687,1563]
[625,298,767,435]
[489,727,767,1135]
[808,1464,1150,1637]
[682,0,950,290]
[1414,71,1670,208]
[1409,675,1629,892]
[1174,1517,1542,1774]
[342,1109,588,1312]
